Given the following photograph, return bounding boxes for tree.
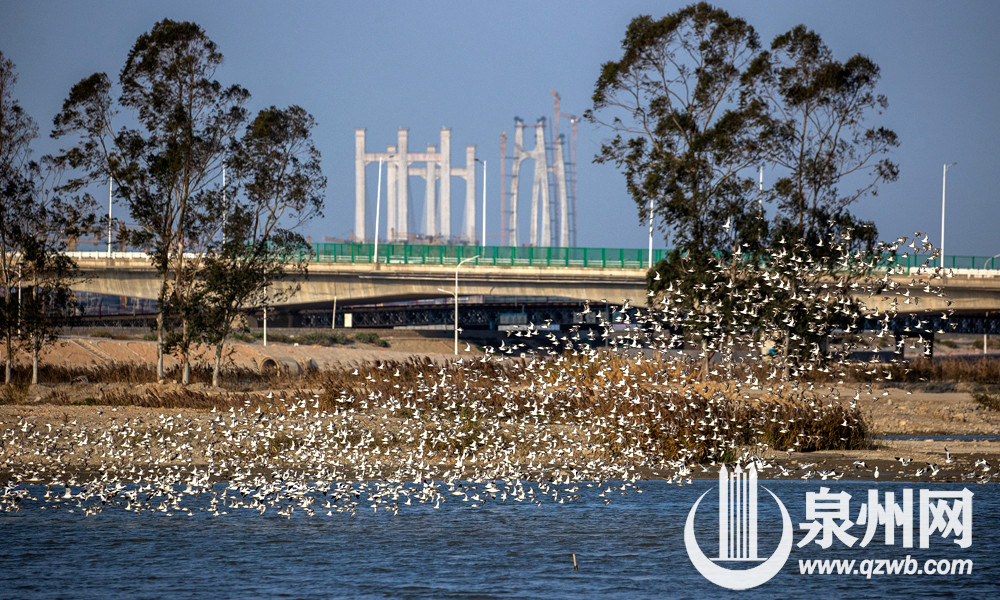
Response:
[586,3,772,261]
[1,52,93,384]
[589,3,773,368]
[596,8,901,376]
[16,188,87,384]
[0,51,33,382]
[750,24,899,249]
[198,105,325,388]
[51,19,250,382]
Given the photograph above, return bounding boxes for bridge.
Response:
[67,242,1000,311]
[61,242,1000,353]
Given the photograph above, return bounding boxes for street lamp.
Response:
[647,196,653,269]
[981,254,1000,355]
[439,255,479,355]
[941,162,957,270]
[476,158,486,246]
[107,177,113,258]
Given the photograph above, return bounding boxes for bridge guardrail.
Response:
[66,244,1000,274]
[311,243,1000,274]
[312,243,670,269]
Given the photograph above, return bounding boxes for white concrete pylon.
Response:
[464,145,476,243]
[423,145,438,240]
[554,135,569,247]
[354,129,367,241]
[530,123,550,247]
[396,129,409,242]
[440,128,451,240]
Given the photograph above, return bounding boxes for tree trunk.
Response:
[3,293,10,383]
[212,339,225,388]
[31,335,39,385]
[156,310,165,381]
[181,320,190,385]
[4,337,11,384]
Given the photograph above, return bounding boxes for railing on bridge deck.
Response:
[311,243,1000,274]
[312,242,669,269]
[68,244,1000,273]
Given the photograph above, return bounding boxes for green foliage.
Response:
[295,331,349,346]
[49,20,325,387]
[253,331,292,344]
[646,228,933,378]
[593,5,902,378]
[1,51,95,384]
[50,19,251,383]
[354,332,389,347]
[755,24,898,245]
[587,3,771,258]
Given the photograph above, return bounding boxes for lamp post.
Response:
[981,255,1000,355]
[647,196,653,269]
[107,177,113,258]
[439,255,479,355]
[221,165,227,246]
[476,158,486,246]
[941,162,957,270]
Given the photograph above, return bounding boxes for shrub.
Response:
[971,390,1000,411]
[296,331,349,346]
[255,332,292,344]
[0,383,29,405]
[354,332,389,347]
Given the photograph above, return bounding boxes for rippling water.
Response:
[1,480,995,599]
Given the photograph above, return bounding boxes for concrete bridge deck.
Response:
[67,254,1000,316]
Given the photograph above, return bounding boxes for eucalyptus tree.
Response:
[590,3,774,366]
[198,105,325,388]
[587,3,773,258]
[51,19,250,381]
[1,52,93,384]
[0,50,35,382]
[750,24,899,251]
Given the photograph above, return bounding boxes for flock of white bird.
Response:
[1,231,996,517]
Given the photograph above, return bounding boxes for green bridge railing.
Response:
[308,242,1000,272]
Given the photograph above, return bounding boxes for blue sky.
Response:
[3,1,999,257]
